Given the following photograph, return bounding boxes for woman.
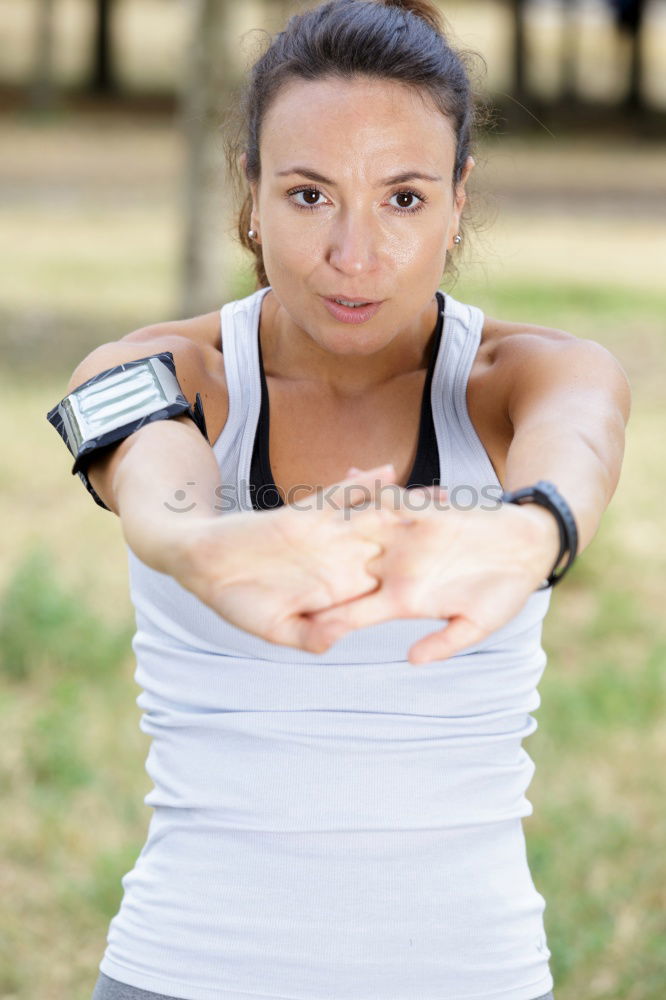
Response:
[47,1,630,998]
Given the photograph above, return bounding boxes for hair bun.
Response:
[376,0,444,34]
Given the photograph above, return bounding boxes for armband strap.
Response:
[501,479,579,590]
[46,352,209,511]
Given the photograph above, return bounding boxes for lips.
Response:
[324,294,381,306]
[320,296,385,324]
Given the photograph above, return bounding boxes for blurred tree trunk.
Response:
[626,29,643,111]
[509,0,528,99]
[621,0,647,111]
[179,0,237,318]
[30,0,57,111]
[90,0,116,94]
[560,0,578,101]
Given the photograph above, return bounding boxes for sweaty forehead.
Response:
[259,76,455,176]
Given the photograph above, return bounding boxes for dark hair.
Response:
[224,0,489,290]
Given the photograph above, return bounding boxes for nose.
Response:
[327,210,377,276]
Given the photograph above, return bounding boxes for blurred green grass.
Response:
[1,111,665,999]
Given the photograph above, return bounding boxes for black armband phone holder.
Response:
[46,352,209,511]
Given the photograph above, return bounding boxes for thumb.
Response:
[408,616,484,665]
[324,463,398,510]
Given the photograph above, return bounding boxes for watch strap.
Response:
[501,479,579,589]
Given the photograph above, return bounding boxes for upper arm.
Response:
[62,321,225,512]
[67,323,215,405]
[503,330,631,486]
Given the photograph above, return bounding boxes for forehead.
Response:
[259,75,455,175]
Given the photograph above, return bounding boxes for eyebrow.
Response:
[275,166,443,186]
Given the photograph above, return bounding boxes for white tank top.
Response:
[99,287,555,1000]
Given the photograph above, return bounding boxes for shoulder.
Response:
[479,314,578,365]
[68,309,226,396]
[127,311,230,442]
[481,313,628,374]
[479,315,631,423]
[66,310,230,445]
[124,310,223,359]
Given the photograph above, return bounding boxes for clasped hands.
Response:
[176,463,560,665]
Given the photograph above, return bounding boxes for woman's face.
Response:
[247,75,474,357]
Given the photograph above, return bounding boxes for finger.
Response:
[284,468,393,513]
[399,485,449,518]
[343,465,403,509]
[305,585,396,635]
[293,614,352,654]
[407,616,485,665]
[264,608,345,655]
[323,464,399,511]
[322,549,385,604]
[356,484,448,526]
[355,538,385,564]
[337,502,406,545]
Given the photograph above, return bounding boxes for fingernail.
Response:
[347,466,360,475]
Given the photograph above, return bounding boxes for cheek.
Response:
[263,211,328,273]
[380,223,446,271]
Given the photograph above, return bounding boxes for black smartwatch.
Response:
[501,480,579,590]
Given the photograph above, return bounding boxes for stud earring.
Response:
[453,234,462,245]
[248,229,257,240]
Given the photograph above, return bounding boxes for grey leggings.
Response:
[92,971,555,1000]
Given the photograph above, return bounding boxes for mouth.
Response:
[320,295,385,325]
[323,294,381,308]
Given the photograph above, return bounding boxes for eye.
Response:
[388,189,428,213]
[288,186,327,211]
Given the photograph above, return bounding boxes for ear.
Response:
[448,155,474,248]
[239,153,259,203]
[454,155,475,214]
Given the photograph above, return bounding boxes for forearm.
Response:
[502,335,630,563]
[503,418,625,557]
[89,415,224,575]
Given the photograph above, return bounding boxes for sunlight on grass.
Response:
[0,549,148,1000]
[0,547,132,683]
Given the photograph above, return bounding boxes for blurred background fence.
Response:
[0,2,665,999]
